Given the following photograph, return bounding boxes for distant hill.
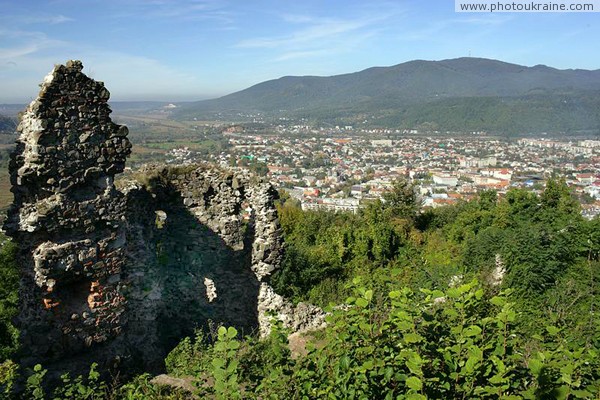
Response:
[0,115,16,134]
[175,57,600,135]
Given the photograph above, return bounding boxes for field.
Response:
[0,144,14,212]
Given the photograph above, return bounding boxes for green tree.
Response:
[382,178,419,220]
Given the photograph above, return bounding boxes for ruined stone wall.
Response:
[5,61,132,370]
[4,61,323,375]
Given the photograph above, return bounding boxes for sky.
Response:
[0,0,599,103]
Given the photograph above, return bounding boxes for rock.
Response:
[204,277,217,302]
[151,374,197,395]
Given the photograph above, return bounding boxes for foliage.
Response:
[240,317,294,397]
[154,281,600,399]
[206,326,241,400]
[165,329,211,377]
[25,364,46,400]
[0,360,18,396]
[237,158,269,176]
[285,280,528,399]
[272,180,420,306]
[0,239,19,362]
[381,178,419,220]
[53,363,108,400]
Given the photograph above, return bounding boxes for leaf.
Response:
[465,355,480,373]
[384,367,394,381]
[555,385,570,399]
[214,380,225,392]
[395,310,412,321]
[403,333,423,344]
[227,326,238,339]
[444,308,459,318]
[546,326,560,336]
[355,298,369,308]
[389,290,401,299]
[406,359,423,375]
[212,358,226,369]
[572,389,593,398]
[395,320,413,331]
[406,394,427,400]
[405,376,423,391]
[359,322,372,332]
[360,360,374,371]
[528,359,543,376]
[227,360,239,373]
[490,296,506,307]
[364,289,373,301]
[218,326,227,336]
[228,374,238,386]
[339,355,350,370]
[504,309,516,322]
[464,325,482,337]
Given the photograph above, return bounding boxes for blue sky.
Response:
[0,0,599,103]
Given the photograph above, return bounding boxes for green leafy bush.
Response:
[0,240,19,361]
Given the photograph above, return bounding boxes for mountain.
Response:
[175,57,600,135]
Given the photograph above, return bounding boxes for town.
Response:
[154,125,600,219]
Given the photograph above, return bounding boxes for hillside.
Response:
[175,57,600,135]
[0,115,16,134]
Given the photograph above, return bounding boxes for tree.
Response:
[539,176,580,225]
[382,178,418,220]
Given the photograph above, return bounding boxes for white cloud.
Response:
[26,15,74,25]
[234,10,398,62]
[110,0,235,24]
[0,30,67,60]
[0,14,74,26]
[237,13,388,50]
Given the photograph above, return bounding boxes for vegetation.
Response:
[1,177,600,398]
[0,238,19,362]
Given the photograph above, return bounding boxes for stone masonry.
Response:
[4,61,323,375]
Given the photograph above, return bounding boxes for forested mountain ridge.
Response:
[175,57,600,135]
